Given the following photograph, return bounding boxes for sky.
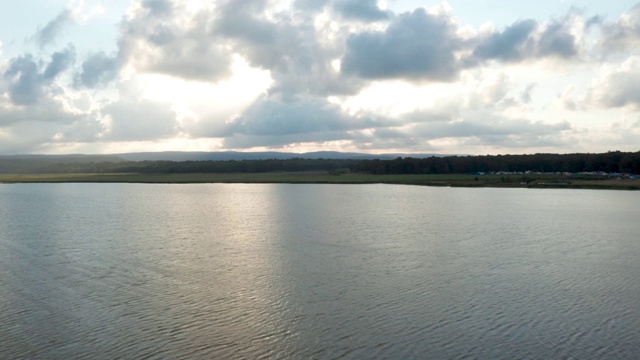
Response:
[1,0,639,155]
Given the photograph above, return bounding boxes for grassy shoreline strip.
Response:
[1,172,639,190]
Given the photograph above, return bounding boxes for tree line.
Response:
[350,151,640,175]
[1,151,639,175]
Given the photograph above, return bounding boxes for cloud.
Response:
[585,15,604,30]
[293,0,329,12]
[0,85,99,154]
[469,74,512,108]
[3,55,43,105]
[214,1,275,44]
[293,0,389,20]
[213,1,281,70]
[119,0,231,80]
[341,8,461,81]
[345,112,573,152]
[471,19,577,62]
[0,109,115,153]
[472,20,537,62]
[536,21,578,58]
[2,47,75,105]
[0,94,84,127]
[560,85,578,110]
[0,74,178,152]
[101,97,178,141]
[75,51,119,87]
[140,0,174,17]
[586,57,640,109]
[598,4,640,53]
[0,122,62,154]
[520,83,537,104]
[350,128,426,151]
[409,115,573,148]
[226,97,351,136]
[222,95,390,148]
[463,74,534,111]
[332,0,388,21]
[33,9,74,48]
[215,0,360,96]
[44,46,76,79]
[2,0,637,155]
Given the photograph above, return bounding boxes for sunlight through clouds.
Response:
[0,0,638,154]
[137,55,272,118]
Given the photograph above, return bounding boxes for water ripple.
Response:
[1,184,639,358]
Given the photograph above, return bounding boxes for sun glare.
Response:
[137,55,272,123]
[342,80,459,117]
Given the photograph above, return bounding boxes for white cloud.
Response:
[119,0,232,81]
[598,4,640,53]
[586,56,640,110]
[1,0,640,155]
[560,85,578,110]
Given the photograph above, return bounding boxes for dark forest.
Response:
[1,151,639,175]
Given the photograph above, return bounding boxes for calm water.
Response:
[1,183,639,359]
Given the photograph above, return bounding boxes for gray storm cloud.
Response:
[341,8,461,81]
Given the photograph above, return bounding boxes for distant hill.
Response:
[1,151,442,163]
[113,151,441,161]
[1,151,638,175]
[0,152,441,174]
[0,154,126,174]
[0,154,125,162]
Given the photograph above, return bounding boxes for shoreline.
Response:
[1,172,639,190]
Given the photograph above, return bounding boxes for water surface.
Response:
[1,184,639,358]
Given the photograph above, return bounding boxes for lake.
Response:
[1,183,639,359]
